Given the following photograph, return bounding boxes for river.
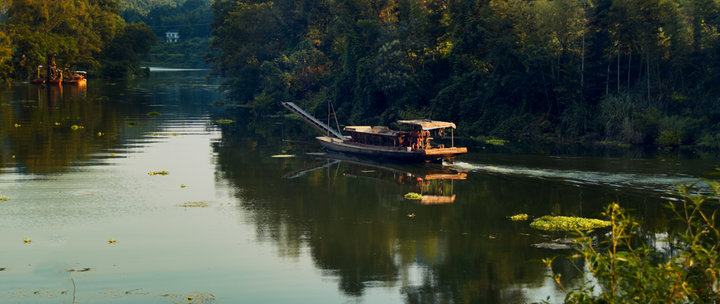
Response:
[0,70,717,303]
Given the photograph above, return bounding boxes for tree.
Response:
[100,22,157,77]
[4,0,125,78]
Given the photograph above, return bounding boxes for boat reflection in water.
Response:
[283,151,466,204]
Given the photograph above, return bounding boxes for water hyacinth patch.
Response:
[530,215,611,231]
[404,192,423,200]
[179,202,209,208]
[509,214,528,221]
[148,171,169,176]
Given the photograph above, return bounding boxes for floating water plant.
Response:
[530,215,611,231]
[509,213,528,221]
[147,111,162,116]
[404,192,423,200]
[216,119,234,124]
[148,171,169,176]
[179,202,209,208]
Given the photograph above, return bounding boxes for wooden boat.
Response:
[63,71,86,86]
[282,102,467,163]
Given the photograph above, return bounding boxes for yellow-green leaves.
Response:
[508,213,528,221]
[404,192,423,200]
[530,215,610,231]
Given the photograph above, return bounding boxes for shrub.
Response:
[544,179,720,303]
[656,129,682,147]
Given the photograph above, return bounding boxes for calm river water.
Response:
[1,71,718,303]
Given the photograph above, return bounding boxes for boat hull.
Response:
[317,136,467,163]
[64,78,86,86]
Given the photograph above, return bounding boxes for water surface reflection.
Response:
[0,72,716,303]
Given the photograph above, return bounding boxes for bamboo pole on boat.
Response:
[451,129,454,147]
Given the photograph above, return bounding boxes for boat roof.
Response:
[344,126,403,136]
[397,120,456,130]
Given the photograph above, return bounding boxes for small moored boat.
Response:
[282,102,467,163]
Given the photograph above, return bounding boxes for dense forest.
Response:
[121,0,213,67]
[0,0,156,79]
[210,0,720,148]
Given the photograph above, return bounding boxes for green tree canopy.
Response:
[209,0,720,148]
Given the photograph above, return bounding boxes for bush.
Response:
[598,95,635,140]
[545,178,720,303]
[656,129,682,147]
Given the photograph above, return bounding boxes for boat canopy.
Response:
[344,126,403,137]
[397,120,457,130]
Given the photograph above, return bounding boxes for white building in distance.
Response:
[166,31,180,43]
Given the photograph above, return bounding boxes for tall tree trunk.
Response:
[617,44,621,93]
[646,49,650,105]
[541,63,551,113]
[627,53,631,89]
[581,0,586,91]
[606,64,610,96]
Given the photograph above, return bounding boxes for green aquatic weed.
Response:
[216,119,234,124]
[404,192,423,200]
[509,213,528,221]
[179,202,209,208]
[530,215,610,231]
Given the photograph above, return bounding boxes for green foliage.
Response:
[145,37,209,68]
[546,181,720,302]
[657,129,682,147]
[207,0,720,149]
[404,192,423,200]
[530,215,611,231]
[1,0,155,80]
[0,30,12,84]
[508,214,528,221]
[101,22,157,77]
[117,0,178,16]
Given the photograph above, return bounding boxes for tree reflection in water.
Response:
[213,117,567,303]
